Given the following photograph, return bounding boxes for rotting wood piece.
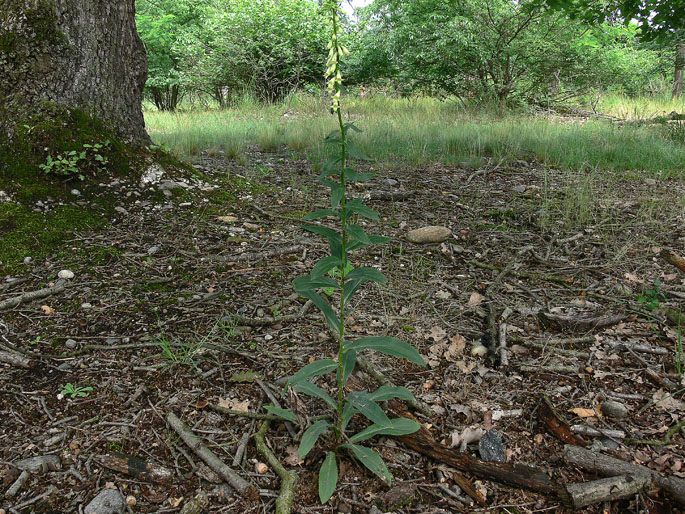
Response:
[98,452,175,485]
[566,474,652,508]
[661,249,685,273]
[0,280,66,311]
[537,311,625,333]
[563,445,685,505]
[387,401,564,502]
[167,412,258,500]
[539,395,588,447]
[0,350,33,368]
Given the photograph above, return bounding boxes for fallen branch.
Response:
[254,420,298,514]
[388,400,564,501]
[566,474,652,508]
[97,452,175,484]
[661,249,685,273]
[570,425,625,440]
[166,412,258,500]
[211,245,304,264]
[0,280,66,311]
[563,444,685,505]
[625,420,685,446]
[537,311,625,333]
[0,350,33,368]
[539,395,588,447]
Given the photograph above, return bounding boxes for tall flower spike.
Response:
[324,0,345,111]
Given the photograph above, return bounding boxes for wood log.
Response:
[563,444,685,505]
[0,350,33,368]
[539,395,588,447]
[167,412,258,500]
[98,452,175,484]
[566,475,651,508]
[388,401,564,501]
[0,280,66,311]
[661,249,685,273]
[537,311,625,333]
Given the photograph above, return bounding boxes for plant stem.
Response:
[331,8,347,443]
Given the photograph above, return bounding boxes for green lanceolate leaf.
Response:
[340,443,392,484]
[346,224,371,245]
[346,391,392,427]
[293,275,339,292]
[346,267,387,284]
[299,420,332,459]
[298,289,341,333]
[343,122,362,133]
[344,168,375,182]
[304,209,341,220]
[349,418,420,443]
[345,336,426,366]
[342,278,364,306]
[264,405,297,423]
[368,385,416,402]
[319,451,338,503]
[346,198,380,220]
[303,224,343,260]
[288,359,337,386]
[294,382,337,410]
[341,349,357,385]
[341,401,358,431]
[331,185,344,209]
[312,255,342,277]
[345,141,373,161]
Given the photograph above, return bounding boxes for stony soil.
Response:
[1,147,684,514]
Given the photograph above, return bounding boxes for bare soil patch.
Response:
[1,149,684,513]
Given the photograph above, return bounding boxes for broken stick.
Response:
[166,412,258,500]
[563,444,685,505]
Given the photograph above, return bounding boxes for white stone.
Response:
[0,190,13,203]
[140,163,165,187]
[407,226,452,244]
[57,270,75,280]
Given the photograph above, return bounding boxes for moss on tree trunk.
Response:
[0,0,151,180]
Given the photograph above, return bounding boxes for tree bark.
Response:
[673,42,685,99]
[0,0,150,145]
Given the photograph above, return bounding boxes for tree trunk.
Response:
[0,0,150,145]
[673,42,685,99]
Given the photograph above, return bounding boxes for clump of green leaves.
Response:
[39,140,111,180]
[637,280,665,312]
[266,1,425,504]
[59,383,93,399]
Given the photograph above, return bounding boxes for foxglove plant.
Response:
[266,0,426,504]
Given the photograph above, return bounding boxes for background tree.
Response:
[0,0,149,147]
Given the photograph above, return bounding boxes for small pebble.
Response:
[125,496,136,507]
[81,303,92,309]
[255,462,268,474]
[71,189,81,196]
[23,257,32,265]
[114,206,128,215]
[65,339,78,349]
[57,270,74,280]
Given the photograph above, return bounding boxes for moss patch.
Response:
[0,203,105,275]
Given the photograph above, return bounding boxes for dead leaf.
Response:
[426,326,447,342]
[455,360,476,374]
[468,292,485,306]
[569,407,597,418]
[435,290,452,300]
[284,445,304,467]
[41,305,55,315]
[448,333,466,354]
[168,497,184,508]
[652,390,685,412]
[423,379,437,390]
[217,215,237,223]
[218,398,250,412]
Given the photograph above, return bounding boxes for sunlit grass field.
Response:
[145,93,685,177]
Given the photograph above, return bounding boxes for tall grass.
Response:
[145,93,685,177]
[594,92,685,119]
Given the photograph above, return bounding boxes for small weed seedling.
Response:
[266,1,425,504]
[40,140,111,181]
[637,280,665,312]
[59,383,93,399]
